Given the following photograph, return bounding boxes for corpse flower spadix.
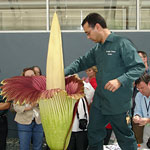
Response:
[0,13,84,150]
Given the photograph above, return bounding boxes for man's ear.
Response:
[95,23,102,31]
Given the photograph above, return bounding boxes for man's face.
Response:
[83,22,102,43]
[137,81,150,97]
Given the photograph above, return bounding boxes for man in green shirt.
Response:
[65,13,145,150]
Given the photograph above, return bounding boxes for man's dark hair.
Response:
[138,50,147,58]
[81,13,107,28]
[135,72,150,85]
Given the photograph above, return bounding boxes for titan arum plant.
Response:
[0,13,84,150]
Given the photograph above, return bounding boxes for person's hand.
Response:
[24,105,33,111]
[138,118,150,126]
[24,103,38,111]
[31,103,38,107]
[82,77,89,83]
[133,115,141,123]
[104,79,121,92]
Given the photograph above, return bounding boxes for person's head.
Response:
[138,51,148,66]
[32,66,42,76]
[85,66,98,79]
[22,67,36,77]
[135,73,150,97]
[82,13,108,43]
[82,13,107,29]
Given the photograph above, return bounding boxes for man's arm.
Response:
[132,93,147,125]
[133,116,150,126]
[104,39,145,92]
[13,103,38,113]
[133,93,143,116]
[65,46,96,76]
[0,102,10,110]
[137,118,150,126]
[117,39,145,87]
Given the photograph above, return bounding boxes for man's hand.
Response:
[104,79,121,92]
[133,115,141,124]
[138,118,150,126]
[133,116,150,126]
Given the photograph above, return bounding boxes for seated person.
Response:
[133,73,150,148]
[132,50,150,144]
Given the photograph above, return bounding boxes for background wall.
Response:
[0,32,149,137]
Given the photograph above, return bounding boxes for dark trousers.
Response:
[104,128,112,145]
[0,115,8,150]
[88,105,137,150]
[67,131,88,150]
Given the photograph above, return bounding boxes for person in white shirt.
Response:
[67,81,95,150]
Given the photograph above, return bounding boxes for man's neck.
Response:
[146,93,150,98]
[101,29,111,44]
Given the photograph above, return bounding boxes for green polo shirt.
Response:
[65,33,145,115]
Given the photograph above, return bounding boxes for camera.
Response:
[79,119,88,130]
[147,137,150,148]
